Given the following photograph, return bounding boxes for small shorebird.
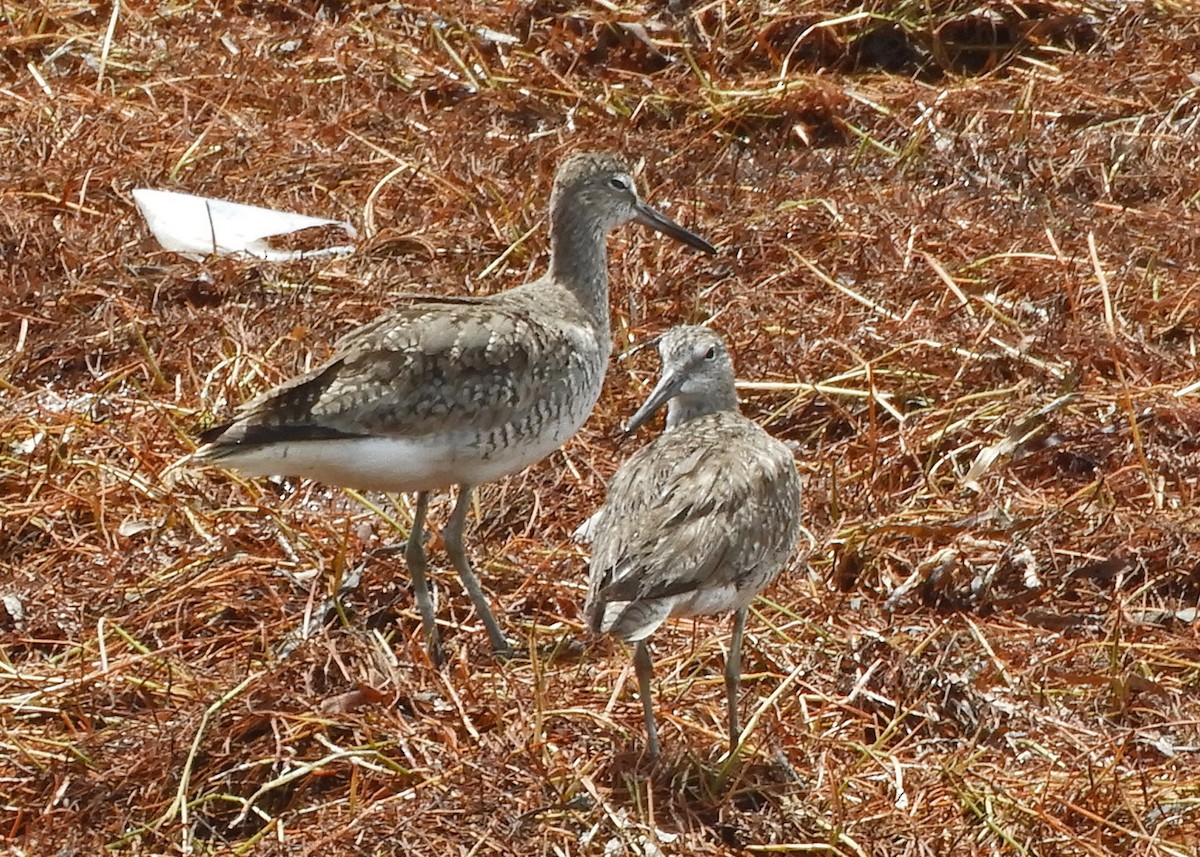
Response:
[194,153,715,664]
[585,326,802,757]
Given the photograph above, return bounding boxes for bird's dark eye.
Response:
[704,347,716,360]
[609,175,629,191]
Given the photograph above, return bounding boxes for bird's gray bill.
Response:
[624,369,684,435]
[634,202,716,254]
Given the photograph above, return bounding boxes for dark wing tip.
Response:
[197,421,234,446]
[195,421,366,456]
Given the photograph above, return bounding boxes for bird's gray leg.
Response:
[634,640,661,760]
[726,607,748,752]
[443,485,513,657]
[404,491,444,666]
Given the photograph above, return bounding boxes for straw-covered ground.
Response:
[3,1,1199,854]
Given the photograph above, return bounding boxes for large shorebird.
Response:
[585,326,802,757]
[194,153,715,663]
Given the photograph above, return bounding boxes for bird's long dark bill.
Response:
[634,202,716,254]
[625,369,684,435]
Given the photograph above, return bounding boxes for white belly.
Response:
[209,416,584,492]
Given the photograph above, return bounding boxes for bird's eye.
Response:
[609,175,630,191]
[704,347,716,360]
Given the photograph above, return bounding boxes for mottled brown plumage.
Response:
[197,289,604,489]
[584,326,801,757]
[193,153,715,664]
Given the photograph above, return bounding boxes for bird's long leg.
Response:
[634,640,661,759]
[404,491,444,666]
[443,484,513,657]
[726,607,748,753]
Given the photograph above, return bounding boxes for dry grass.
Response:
[3,1,1200,854]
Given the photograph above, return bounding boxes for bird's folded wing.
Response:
[590,424,799,604]
[201,298,590,448]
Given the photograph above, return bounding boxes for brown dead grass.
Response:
[3,1,1200,854]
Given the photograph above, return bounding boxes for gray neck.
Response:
[664,383,739,431]
[547,198,610,324]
